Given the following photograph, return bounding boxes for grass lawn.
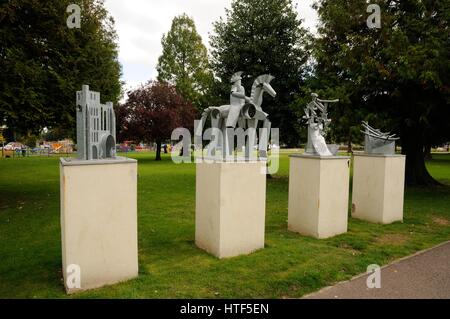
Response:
[0,152,449,298]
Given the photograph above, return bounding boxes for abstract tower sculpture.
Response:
[76,85,116,160]
[361,121,399,155]
[303,93,339,156]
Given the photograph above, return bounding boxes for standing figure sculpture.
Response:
[303,93,339,156]
[76,85,116,160]
[196,72,276,160]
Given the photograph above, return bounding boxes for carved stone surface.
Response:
[362,121,399,155]
[288,154,350,238]
[195,160,266,258]
[352,154,405,224]
[196,72,276,160]
[303,93,339,156]
[60,157,138,293]
[76,85,116,160]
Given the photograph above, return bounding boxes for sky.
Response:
[103,0,318,95]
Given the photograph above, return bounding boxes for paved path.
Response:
[304,241,450,299]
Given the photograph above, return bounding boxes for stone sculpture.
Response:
[196,72,276,160]
[76,85,116,160]
[303,93,339,156]
[361,121,399,155]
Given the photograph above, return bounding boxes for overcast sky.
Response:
[103,0,318,94]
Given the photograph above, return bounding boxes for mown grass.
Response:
[0,152,449,298]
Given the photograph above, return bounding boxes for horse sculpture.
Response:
[196,73,276,160]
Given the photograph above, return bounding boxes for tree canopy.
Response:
[0,0,122,137]
[307,0,450,186]
[209,0,311,146]
[117,81,196,160]
[2,0,449,186]
[157,14,214,110]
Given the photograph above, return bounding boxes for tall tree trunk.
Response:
[156,140,162,161]
[401,129,440,186]
[347,131,353,154]
[423,143,432,160]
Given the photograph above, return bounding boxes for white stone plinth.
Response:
[288,155,350,239]
[60,157,138,294]
[352,154,406,224]
[195,160,267,258]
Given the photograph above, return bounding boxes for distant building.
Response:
[76,85,116,160]
[44,139,74,154]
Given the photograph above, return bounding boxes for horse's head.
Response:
[251,74,276,108]
[255,74,276,97]
[262,82,277,98]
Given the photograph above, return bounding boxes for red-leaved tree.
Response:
[117,81,197,160]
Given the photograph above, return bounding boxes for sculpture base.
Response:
[288,154,350,239]
[60,157,138,294]
[352,154,406,224]
[195,160,266,258]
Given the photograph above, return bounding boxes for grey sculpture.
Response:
[196,72,276,160]
[362,121,399,155]
[303,93,339,156]
[76,85,116,160]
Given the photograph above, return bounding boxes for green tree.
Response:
[157,14,214,110]
[0,0,122,138]
[310,0,450,186]
[209,0,311,146]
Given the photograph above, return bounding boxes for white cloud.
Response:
[103,0,318,95]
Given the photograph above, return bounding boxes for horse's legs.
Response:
[211,109,220,129]
[245,119,258,160]
[259,118,271,158]
[195,108,210,137]
[210,115,221,158]
[217,121,228,160]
